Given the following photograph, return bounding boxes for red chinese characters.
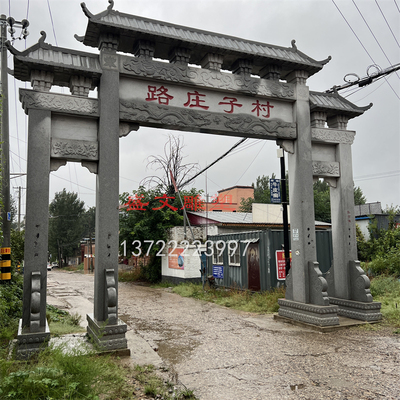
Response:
[251,100,274,118]
[146,85,174,105]
[218,97,243,114]
[183,91,209,110]
[182,195,205,211]
[124,195,149,211]
[152,194,178,211]
[209,194,233,211]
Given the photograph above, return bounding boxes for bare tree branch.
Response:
[140,135,200,194]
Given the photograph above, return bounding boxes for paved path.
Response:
[47,270,400,400]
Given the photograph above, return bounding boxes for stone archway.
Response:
[7,1,380,357]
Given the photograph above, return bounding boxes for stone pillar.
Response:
[17,108,51,358]
[277,71,336,326]
[86,36,129,352]
[327,116,381,321]
[285,71,317,303]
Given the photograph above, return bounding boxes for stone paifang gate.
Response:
[7,0,381,357]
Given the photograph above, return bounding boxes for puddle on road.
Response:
[130,316,201,365]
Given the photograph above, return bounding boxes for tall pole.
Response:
[279,148,290,276]
[0,15,11,283]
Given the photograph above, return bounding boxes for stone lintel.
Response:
[329,297,382,322]
[87,313,129,352]
[20,89,99,116]
[16,319,51,359]
[120,100,296,140]
[278,299,340,326]
[311,127,355,145]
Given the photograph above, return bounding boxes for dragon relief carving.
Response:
[120,100,296,138]
[122,57,294,98]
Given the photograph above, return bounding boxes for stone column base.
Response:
[87,313,129,353]
[278,299,340,326]
[16,319,51,359]
[329,297,382,321]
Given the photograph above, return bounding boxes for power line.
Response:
[375,0,400,48]
[352,0,400,80]
[332,0,400,100]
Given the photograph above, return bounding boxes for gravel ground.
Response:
[48,270,400,400]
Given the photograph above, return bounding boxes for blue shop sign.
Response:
[270,179,281,204]
[212,265,224,279]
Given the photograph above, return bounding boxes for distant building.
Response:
[204,185,254,212]
[355,202,400,239]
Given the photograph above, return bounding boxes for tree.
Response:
[141,135,200,196]
[313,180,331,223]
[48,189,85,267]
[119,186,202,282]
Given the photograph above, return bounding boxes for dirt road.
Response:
[47,270,400,400]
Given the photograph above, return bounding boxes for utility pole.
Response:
[0,15,29,282]
[278,148,290,277]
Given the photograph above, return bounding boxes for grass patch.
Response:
[0,346,134,400]
[172,283,285,313]
[63,263,84,272]
[133,365,197,400]
[118,267,142,282]
[46,305,85,336]
[370,275,400,328]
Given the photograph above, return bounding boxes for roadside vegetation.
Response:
[169,283,286,313]
[0,272,197,399]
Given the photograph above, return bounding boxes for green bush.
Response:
[0,277,23,346]
[367,246,400,277]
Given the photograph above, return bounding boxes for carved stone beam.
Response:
[134,40,155,59]
[232,59,253,75]
[311,128,356,145]
[200,53,223,71]
[260,64,282,80]
[31,70,54,92]
[169,47,191,65]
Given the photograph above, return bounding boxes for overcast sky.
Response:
[3,0,400,217]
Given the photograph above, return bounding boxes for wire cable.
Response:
[375,0,400,48]
[46,0,58,46]
[352,0,400,79]
[332,0,400,100]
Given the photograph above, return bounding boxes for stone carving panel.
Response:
[51,139,98,161]
[312,161,340,177]
[121,56,295,99]
[312,128,355,145]
[20,89,99,116]
[105,269,117,325]
[120,100,296,139]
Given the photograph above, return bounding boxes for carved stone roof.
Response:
[310,91,372,119]
[78,1,330,79]
[7,32,101,88]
